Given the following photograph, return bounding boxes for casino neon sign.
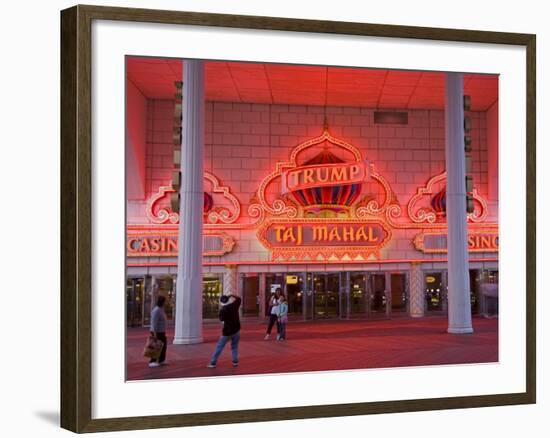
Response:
[414,230,499,254]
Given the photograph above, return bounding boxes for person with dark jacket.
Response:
[207,294,242,368]
[264,288,281,340]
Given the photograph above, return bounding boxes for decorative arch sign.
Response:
[258,218,392,261]
[251,130,396,261]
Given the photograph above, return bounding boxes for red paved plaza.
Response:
[127,316,498,380]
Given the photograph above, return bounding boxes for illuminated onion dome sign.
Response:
[431,187,447,217]
[281,144,367,216]
[252,129,394,261]
[203,192,214,214]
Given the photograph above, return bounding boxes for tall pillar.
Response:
[409,263,425,318]
[258,273,267,320]
[445,72,473,334]
[223,265,238,296]
[302,273,309,321]
[345,272,351,319]
[174,60,205,344]
[385,272,392,318]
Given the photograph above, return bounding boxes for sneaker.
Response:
[207,363,216,368]
[148,362,160,368]
[232,361,239,367]
[264,334,270,340]
[276,335,281,340]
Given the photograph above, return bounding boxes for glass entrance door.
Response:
[349,273,368,317]
[242,274,259,316]
[312,273,340,319]
[369,274,387,318]
[285,273,304,316]
[203,274,223,319]
[265,274,284,317]
[425,272,445,312]
[126,277,144,327]
[390,273,408,313]
[156,275,175,322]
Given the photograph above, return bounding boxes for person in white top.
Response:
[264,288,281,340]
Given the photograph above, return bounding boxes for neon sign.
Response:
[264,222,387,247]
[127,236,177,254]
[146,172,242,226]
[414,230,499,253]
[258,218,392,261]
[281,161,369,194]
[127,227,235,257]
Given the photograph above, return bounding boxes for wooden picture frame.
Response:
[60,4,536,433]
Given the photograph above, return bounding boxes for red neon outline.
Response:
[127,257,499,268]
[145,172,242,226]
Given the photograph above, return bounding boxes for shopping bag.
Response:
[143,334,164,359]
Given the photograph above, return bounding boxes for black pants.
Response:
[150,332,167,363]
[266,314,280,335]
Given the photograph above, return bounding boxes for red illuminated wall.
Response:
[125,79,147,200]
[127,100,491,223]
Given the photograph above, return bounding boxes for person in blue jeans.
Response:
[148,295,168,367]
[278,294,288,341]
[208,294,242,368]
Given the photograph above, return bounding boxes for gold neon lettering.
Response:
[313,226,328,241]
[167,238,177,252]
[138,238,151,252]
[342,227,354,242]
[368,227,379,242]
[283,227,297,243]
[149,238,160,252]
[329,227,341,241]
[481,236,491,248]
[332,166,347,181]
[467,235,476,248]
[296,225,302,245]
[303,169,314,184]
[317,167,329,183]
[491,236,498,248]
[349,164,361,180]
[356,226,368,241]
[288,171,299,189]
[275,226,286,243]
[127,238,139,252]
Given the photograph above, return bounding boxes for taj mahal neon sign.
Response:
[249,129,396,261]
[264,221,388,247]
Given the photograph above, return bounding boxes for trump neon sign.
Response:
[281,161,369,194]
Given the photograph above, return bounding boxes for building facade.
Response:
[126,65,499,328]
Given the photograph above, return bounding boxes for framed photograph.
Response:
[60,4,536,433]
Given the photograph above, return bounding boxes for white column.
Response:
[385,272,392,317]
[223,265,238,296]
[409,263,425,318]
[174,60,205,344]
[259,273,267,320]
[445,73,473,334]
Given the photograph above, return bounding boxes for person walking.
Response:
[264,288,281,340]
[278,294,288,341]
[149,295,168,368]
[207,294,242,368]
